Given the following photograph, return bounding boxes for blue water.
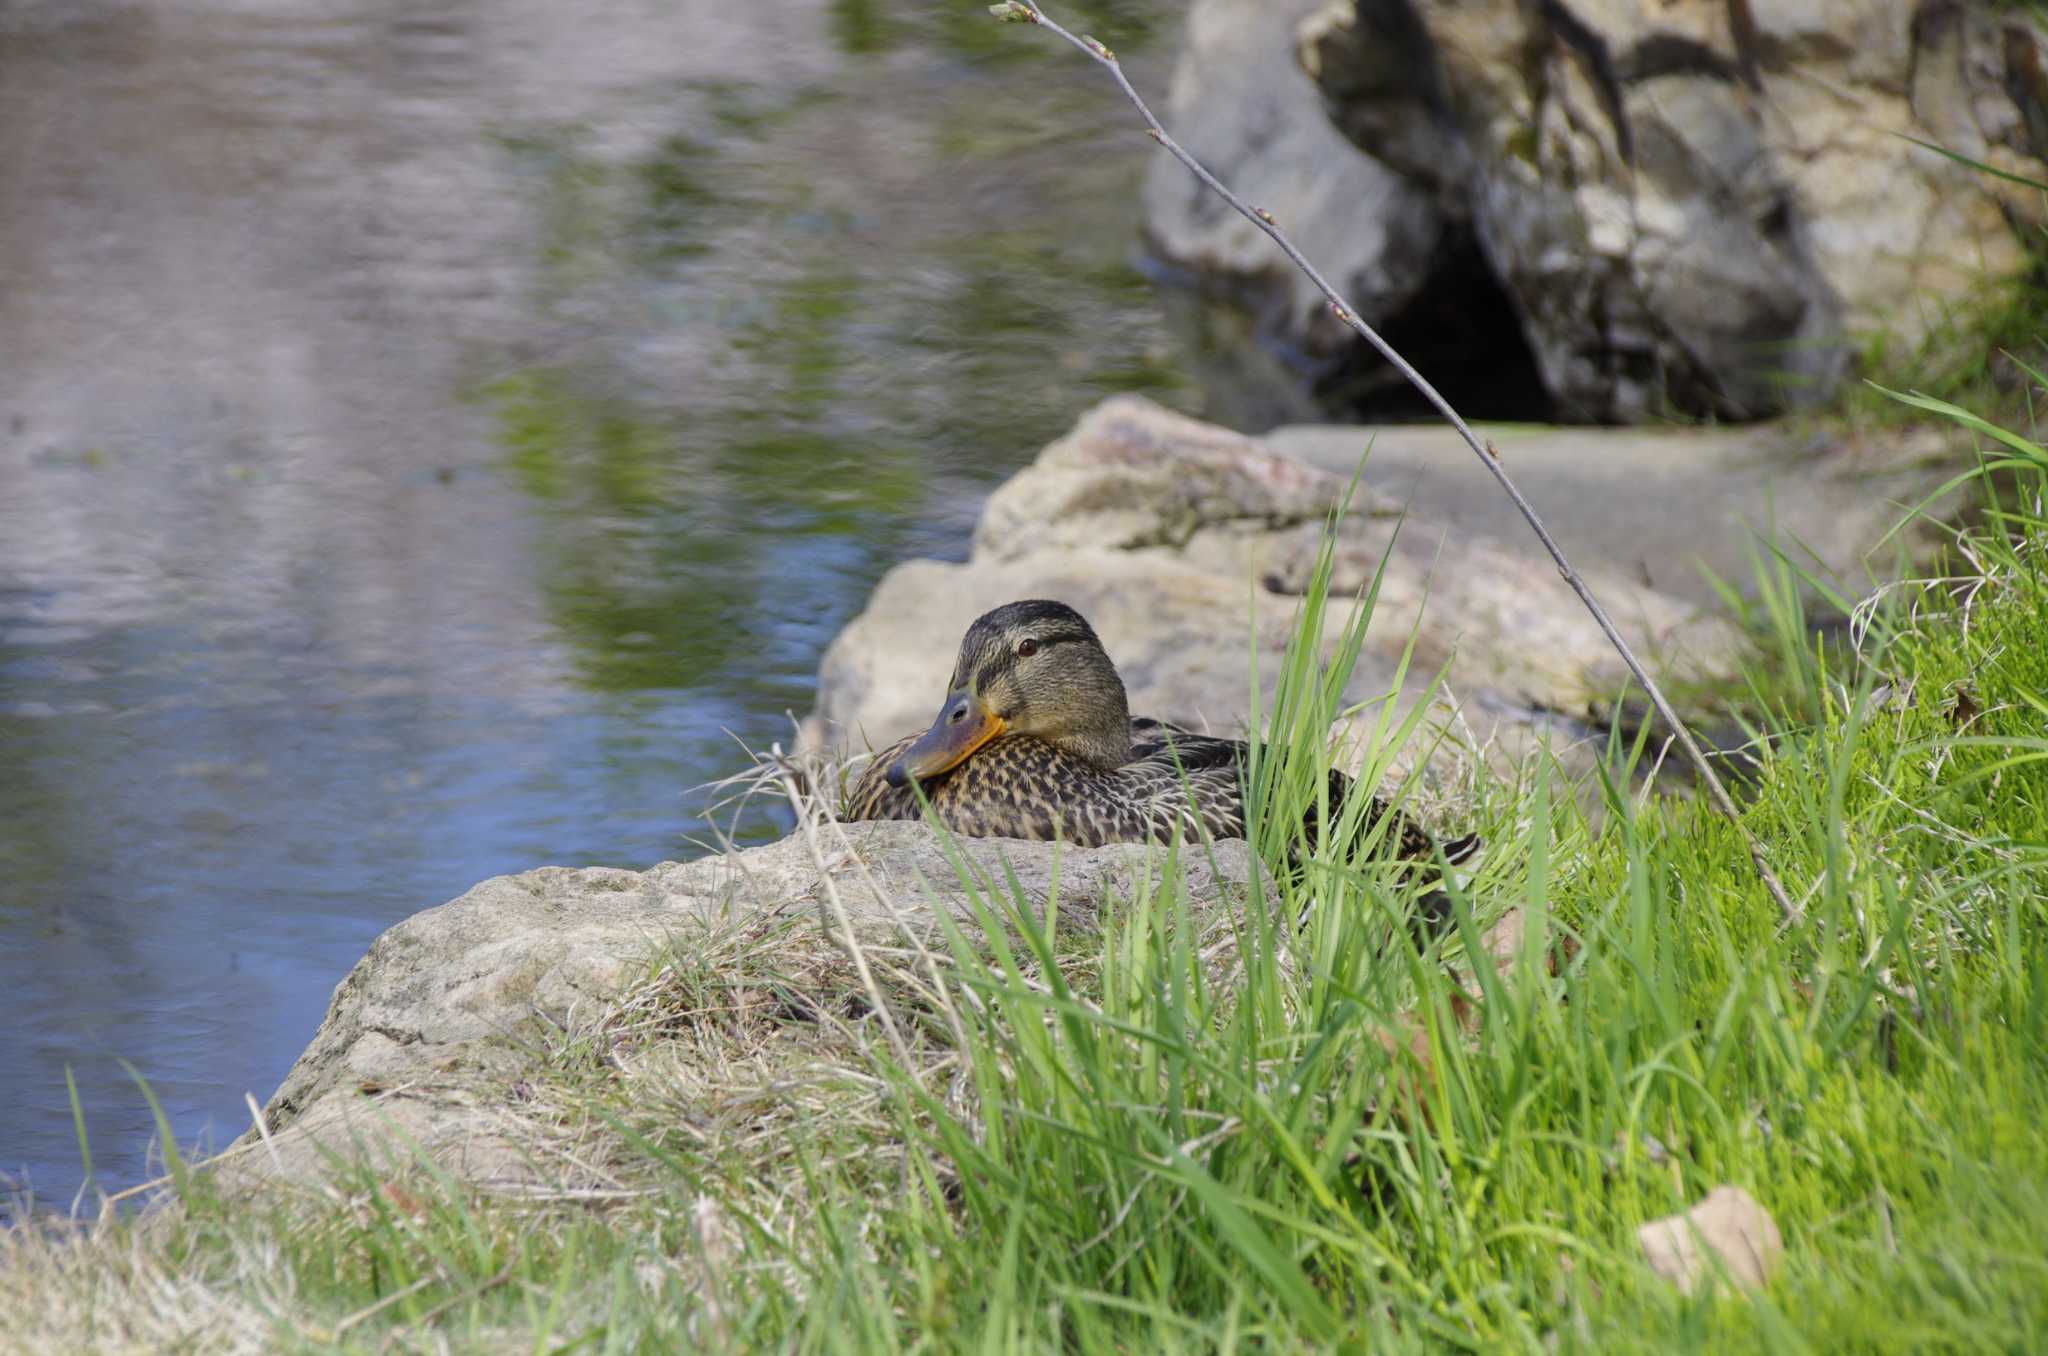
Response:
[0,0,1195,1213]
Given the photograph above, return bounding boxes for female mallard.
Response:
[845,599,1478,868]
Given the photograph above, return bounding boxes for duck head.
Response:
[884,599,1132,787]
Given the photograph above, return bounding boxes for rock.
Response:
[1139,0,1443,392]
[1299,0,2048,421]
[973,396,1397,561]
[1264,419,1958,613]
[1149,0,2048,423]
[804,394,1858,783]
[1638,1184,1785,1295]
[216,824,1253,1196]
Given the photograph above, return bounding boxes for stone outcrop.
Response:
[1146,0,2048,423]
[1140,0,1453,424]
[802,394,1950,779]
[219,824,1254,1195]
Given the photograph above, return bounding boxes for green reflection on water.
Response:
[487,1,1196,701]
[637,135,719,263]
[829,0,894,56]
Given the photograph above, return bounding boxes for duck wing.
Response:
[1129,716,1481,867]
[843,731,922,821]
[850,718,1206,824]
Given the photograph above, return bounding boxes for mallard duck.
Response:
[845,599,1479,870]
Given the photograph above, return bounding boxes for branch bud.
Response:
[1254,207,1276,225]
[1084,35,1115,60]
[987,1,1036,22]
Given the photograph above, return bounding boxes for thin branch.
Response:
[990,0,1802,926]
[772,763,920,1072]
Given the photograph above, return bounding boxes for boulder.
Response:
[214,824,1253,1196]
[804,396,1966,793]
[1146,0,2048,423]
[803,395,1789,781]
[1139,0,1444,383]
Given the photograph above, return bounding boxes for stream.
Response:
[0,0,1200,1212]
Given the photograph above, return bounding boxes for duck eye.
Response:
[1016,638,1039,658]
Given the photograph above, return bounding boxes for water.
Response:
[0,0,1198,1211]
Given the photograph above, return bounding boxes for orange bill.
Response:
[886,690,1006,787]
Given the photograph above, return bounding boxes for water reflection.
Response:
[0,0,1191,1212]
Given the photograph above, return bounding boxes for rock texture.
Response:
[1639,1184,1785,1295]
[1147,0,2048,423]
[803,395,1947,779]
[1140,0,1445,411]
[219,824,1253,1195]
[1262,418,1957,611]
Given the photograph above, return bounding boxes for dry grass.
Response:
[0,1220,282,1356]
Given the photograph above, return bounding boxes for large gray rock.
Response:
[214,824,1252,1195]
[1147,0,2048,423]
[1299,0,2048,420]
[803,396,1769,778]
[803,396,1961,785]
[1140,0,1443,369]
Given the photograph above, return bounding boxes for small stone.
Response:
[1638,1185,1783,1296]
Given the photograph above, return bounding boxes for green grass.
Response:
[5,423,2048,1353]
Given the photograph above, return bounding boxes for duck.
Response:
[844,599,1479,872]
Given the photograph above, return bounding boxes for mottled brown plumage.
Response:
[844,601,1479,869]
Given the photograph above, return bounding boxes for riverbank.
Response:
[4,389,2043,1349]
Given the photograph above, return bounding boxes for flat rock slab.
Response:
[1268,421,1955,609]
[217,825,1251,1197]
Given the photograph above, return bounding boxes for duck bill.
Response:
[886,691,1006,787]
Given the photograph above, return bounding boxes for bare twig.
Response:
[735,727,974,1058]
[989,0,1802,925]
[771,762,920,1073]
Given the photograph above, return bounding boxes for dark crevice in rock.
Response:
[1724,0,1765,90]
[1618,34,1750,88]
[1318,1,1482,193]
[1310,226,1555,423]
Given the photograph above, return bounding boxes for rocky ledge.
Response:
[220,824,1255,1196]
[802,394,1952,781]
[1149,0,2048,422]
